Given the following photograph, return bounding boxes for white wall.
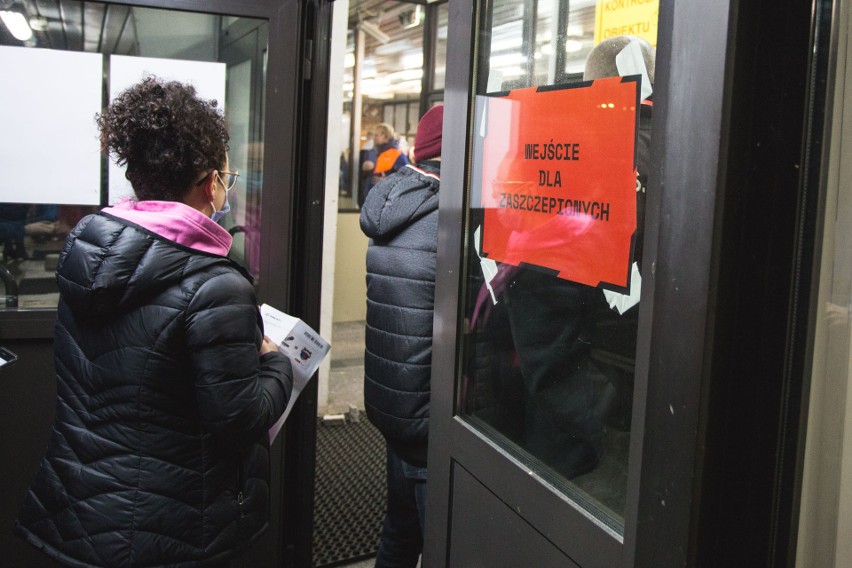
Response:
[318,0,350,414]
[332,212,368,324]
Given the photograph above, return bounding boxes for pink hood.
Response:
[102,199,232,257]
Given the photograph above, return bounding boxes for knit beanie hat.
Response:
[413,105,444,163]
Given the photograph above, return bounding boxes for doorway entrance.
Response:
[313,0,447,565]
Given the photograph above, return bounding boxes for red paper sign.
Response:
[479,77,639,290]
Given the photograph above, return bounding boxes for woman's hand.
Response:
[260,336,278,355]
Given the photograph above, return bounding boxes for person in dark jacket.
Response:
[15,77,293,568]
[360,105,443,568]
[360,123,409,205]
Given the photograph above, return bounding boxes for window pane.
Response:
[408,102,419,133]
[487,0,526,91]
[394,104,408,137]
[0,2,267,310]
[434,3,449,90]
[459,0,659,531]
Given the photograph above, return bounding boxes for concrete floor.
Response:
[341,560,375,568]
[325,320,367,415]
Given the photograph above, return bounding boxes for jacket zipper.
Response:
[237,467,246,518]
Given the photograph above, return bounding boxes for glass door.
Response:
[425,0,660,565]
[458,0,657,531]
[220,21,269,279]
[426,0,833,563]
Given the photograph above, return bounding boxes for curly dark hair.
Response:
[97,76,229,201]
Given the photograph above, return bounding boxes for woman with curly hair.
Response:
[16,77,293,568]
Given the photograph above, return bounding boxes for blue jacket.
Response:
[360,163,440,466]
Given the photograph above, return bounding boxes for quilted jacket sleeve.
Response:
[185,269,293,448]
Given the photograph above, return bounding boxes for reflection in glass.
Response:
[434,3,449,91]
[0,204,93,308]
[459,0,658,530]
[0,2,267,309]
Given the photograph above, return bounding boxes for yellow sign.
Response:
[594,0,659,47]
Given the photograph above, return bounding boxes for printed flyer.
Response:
[260,303,331,442]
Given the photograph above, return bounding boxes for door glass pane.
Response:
[458,0,659,530]
[226,59,252,268]
[408,102,419,134]
[0,2,267,309]
[394,103,408,138]
[434,2,449,90]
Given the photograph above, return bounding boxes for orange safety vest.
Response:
[373,147,404,175]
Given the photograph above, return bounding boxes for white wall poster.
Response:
[108,55,226,204]
[0,46,103,205]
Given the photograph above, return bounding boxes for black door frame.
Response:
[426,0,833,565]
[0,0,332,565]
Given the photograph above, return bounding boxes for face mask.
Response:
[210,193,230,223]
[210,173,231,223]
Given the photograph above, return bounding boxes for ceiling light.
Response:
[498,66,525,79]
[1,11,33,41]
[387,69,423,82]
[565,40,584,53]
[490,53,525,68]
[400,50,423,70]
[375,39,412,56]
[28,15,48,32]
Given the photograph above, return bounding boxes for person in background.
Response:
[16,77,293,568]
[0,204,29,261]
[360,105,444,568]
[360,122,409,205]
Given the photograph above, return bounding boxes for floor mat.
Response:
[313,416,386,567]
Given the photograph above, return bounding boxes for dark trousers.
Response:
[375,444,427,568]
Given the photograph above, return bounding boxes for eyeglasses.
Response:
[218,170,240,192]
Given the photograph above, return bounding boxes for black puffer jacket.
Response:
[360,163,440,467]
[16,212,292,567]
